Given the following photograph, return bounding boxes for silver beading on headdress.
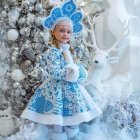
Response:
[42,0,83,33]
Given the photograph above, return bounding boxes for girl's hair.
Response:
[50,33,58,47]
[49,32,77,62]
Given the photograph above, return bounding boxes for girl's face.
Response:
[52,20,72,44]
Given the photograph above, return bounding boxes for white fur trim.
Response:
[59,43,74,64]
[51,132,68,140]
[78,84,102,112]
[65,64,79,82]
[59,43,70,52]
[21,108,101,126]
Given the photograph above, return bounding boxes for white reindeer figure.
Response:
[83,14,129,108]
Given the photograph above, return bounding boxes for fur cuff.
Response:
[65,64,79,82]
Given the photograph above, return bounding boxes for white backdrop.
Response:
[93,0,140,92]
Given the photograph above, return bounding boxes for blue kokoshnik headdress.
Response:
[42,0,83,33]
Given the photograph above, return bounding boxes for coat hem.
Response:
[21,109,102,126]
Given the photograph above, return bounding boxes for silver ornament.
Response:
[36,54,42,62]
[23,65,34,75]
[18,17,26,26]
[13,82,20,89]
[1,81,9,91]
[27,13,35,25]
[35,3,43,12]
[20,27,27,36]
[35,17,42,26]
[20,89,26,96]
[34,43,44,54]
[12,51,19,57]
[24,60,32,67]
[40,32,44,37]
[8,9,20,26]
[1,11,7,18]
[28,5,34,12]
[4,5,9,10]
[20,27,30,37]
[0,103,8,110]
[13,47,19,52]
[14,89,20,96]
[22,0,30,9]
[11,56,17,63]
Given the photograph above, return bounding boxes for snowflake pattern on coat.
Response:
[27,47,90,117]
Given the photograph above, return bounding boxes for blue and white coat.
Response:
[21,47,102,126]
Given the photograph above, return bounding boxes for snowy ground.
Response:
[0,116,139,140]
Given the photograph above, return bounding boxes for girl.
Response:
[21,0,102,140]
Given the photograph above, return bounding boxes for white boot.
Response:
[51,132,68,140]
[64,126,79,138]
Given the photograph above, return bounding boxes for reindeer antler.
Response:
[107,19,129,53]
[83,13,129,54]
[83,14,99,50]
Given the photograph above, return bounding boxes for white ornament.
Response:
[24,60,32,67]
[20,27,30,37]
[11,69,26,81]
[13,82,20,88]
[0,106,15,136]
[20,28,27,35]
[8,9,20,26]
[35,17,42,26]
[36,54,42,62]
[35,3,43,12]
[22,0,30,8]
[1,11,7,18]
[1,81,9,91]
[20,89,26,96]
[7,29,19,41]
[27,13,35,25]
[18,17,26,26]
